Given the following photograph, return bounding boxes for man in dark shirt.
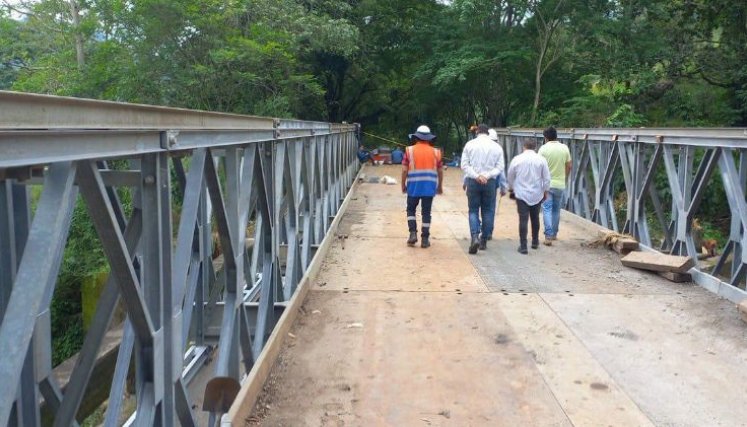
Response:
[357,145,374,165]
[391,147,404,164]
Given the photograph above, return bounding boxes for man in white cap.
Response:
[401,125,443,248]
[461,124,504,254]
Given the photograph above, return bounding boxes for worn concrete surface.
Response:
[246,165,747,426]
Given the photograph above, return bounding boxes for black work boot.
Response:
[407,232,418,247]
[531,239,540,249]
[421,234,431,248]
[518,241,528,254]
[479,237,487,250]
[469,235,480,254]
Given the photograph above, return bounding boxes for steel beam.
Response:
[497,127,747,148]
[0,131,162,168]
[0,91,361,426]
[53,209,143,427]
[0,91,274,130]
[77,161,155,345]
[0,162,77,427]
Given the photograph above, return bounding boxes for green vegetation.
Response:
[50,197,108,366]
[2,1,743,140]
[2,0,742,362]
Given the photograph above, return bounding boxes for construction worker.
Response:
[401,125,444,248]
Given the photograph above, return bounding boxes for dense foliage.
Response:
[2,0,742,362]
[2,0,744,147]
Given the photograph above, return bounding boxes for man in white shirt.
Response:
[460,124,505,254]
[507,139,551,254]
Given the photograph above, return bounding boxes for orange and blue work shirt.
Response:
[402,142,443,197]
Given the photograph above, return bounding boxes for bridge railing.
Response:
[497,127,747,303]
[0,91,359,426]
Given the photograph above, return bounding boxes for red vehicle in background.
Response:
[371,146,392,164]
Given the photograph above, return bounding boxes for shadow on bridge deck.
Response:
[247,165,747,426]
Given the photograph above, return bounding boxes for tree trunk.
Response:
[506,5,514,27]
[531,44,545,125]
[529,0,564,125]
[69,0,85,68]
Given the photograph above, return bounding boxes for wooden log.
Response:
[613,239,639,255]
[738,300,747,324]
[657,271,692,283]
[597,229,619,240]
[597,229,639,254]
[614,239,640,250]
[621,251,695,273]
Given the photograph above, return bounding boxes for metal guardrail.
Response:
[497,127,747,303]
[0,91,360,426]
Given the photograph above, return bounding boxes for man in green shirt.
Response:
[537,127,571,246]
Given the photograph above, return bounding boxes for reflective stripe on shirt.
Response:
[404,142,441,197]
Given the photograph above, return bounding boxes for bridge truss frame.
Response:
[0,91,359,426]
[498,127,747,303]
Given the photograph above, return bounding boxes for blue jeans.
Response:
[466,178,497,237]
[542,188,565,238]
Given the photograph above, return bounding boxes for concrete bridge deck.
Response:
[247,165,747,426]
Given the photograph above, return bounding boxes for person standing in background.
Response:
[538,127,572,246]
[391,146,404,164]
[357,145,374,165]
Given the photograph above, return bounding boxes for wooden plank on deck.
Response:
[621,251,694,273]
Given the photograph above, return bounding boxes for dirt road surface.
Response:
[245,165,747,426]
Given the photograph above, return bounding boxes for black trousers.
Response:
[516,199,541,247]
[407,196,433,236]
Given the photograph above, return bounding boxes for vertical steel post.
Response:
[197,181,210,346]
[140,153,167,425]
[736,151,747,279]
[0,163,77,427]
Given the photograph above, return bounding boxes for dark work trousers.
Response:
[407,196,434,237]
[516,198,541,248]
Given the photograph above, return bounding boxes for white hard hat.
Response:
[410,124,436,141]
[488,129,498,141]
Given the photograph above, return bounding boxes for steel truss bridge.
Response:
[499,127,747,301]
[1,90,747,426]
[0,91,358,426]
